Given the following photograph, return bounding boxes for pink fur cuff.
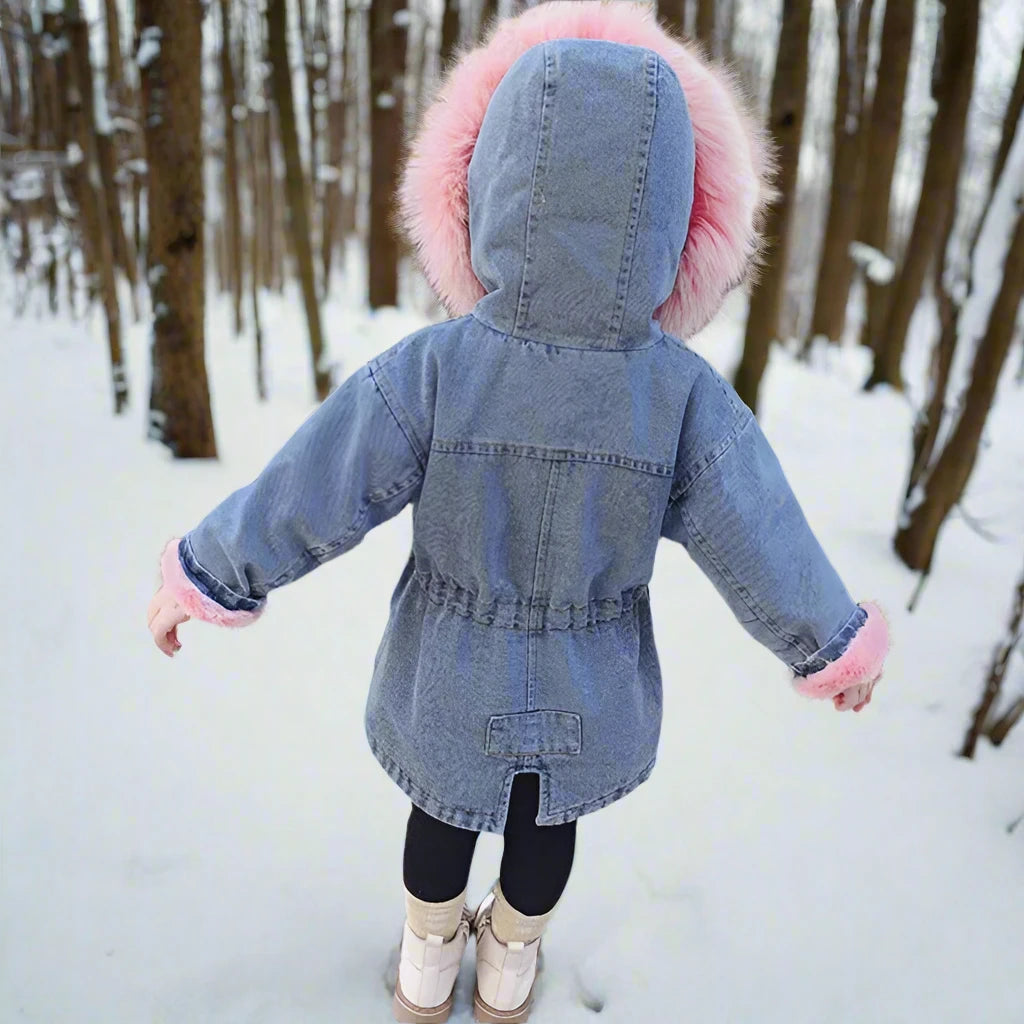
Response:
[794,602,889,700]
[160,539,264,628]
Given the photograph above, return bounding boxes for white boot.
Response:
[473,890,543,1024]
[393,906,472,1023]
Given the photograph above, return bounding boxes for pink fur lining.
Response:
[794,603,889,700]
[399,1,774,339]
[160,539,264,628]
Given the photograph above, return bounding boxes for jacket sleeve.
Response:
[661,365,888,699]
[160,361,425,626]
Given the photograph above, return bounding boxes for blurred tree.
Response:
[267,0,330,400]
[321,0,349,290]
[961,563,1024,758]
[856,0,917,354]
[894,130,1024,574]
[694,0,716,55]
[65,0,127,413]
[478,0,498,41]
[139,0,216,454]
[733,0,813,413]
[368,0,408,309]
[441,0,461,68]
[218,0,244,335]
[865,0,980,391]
[658,0,687,37]
[802,0,875,351]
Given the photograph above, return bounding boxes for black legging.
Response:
[403,773,576,916]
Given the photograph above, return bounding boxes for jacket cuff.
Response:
[793,602,889,700]
[160,539,265,628]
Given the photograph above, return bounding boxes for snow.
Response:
[393,8,412,28]
[1,281,1023,1022]
[849,241,896,285]
[124,158,148,175]
[375,92,396,110]
[65,142,84,167]
[137,28,163,70]
[231,104,248,122]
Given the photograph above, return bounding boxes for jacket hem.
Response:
[367,734,656,834]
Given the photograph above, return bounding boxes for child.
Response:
[147,4,889,1021]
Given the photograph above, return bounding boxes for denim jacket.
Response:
[170,40,879,832]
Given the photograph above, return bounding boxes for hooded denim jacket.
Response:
[166,40,884,832]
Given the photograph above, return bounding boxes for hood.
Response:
[399,1,772,342]
[467,39,694,349]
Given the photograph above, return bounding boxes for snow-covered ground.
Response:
[2,284,1023,1023]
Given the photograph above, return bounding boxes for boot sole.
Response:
[393,980,455,1023]
[472,987,533,1023]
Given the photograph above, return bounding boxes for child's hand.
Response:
[147,586,189,657]
[833,676,878,713]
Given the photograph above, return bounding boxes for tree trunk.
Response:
[857,0,916,353]
[218,0,244,334]
[866,0,980,391]
[96,126,140,304]
[478,0,498,41]
[894,204,1024,572]
[1,1,24,140]
[368,0,408,310]
[321,0,349,291]
[961,564,1024,758]
[267,0,330,400]
[803,0,875,350]
[694,0,716,55]
[441,0,461,68]
[991,46,1024,200]
[139,0,217,457]
[658,0,686,38]
[102,0,124,96]
[733,0,812,413]
[65,0,128,414]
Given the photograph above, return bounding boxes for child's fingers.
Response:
[151,606,186,656]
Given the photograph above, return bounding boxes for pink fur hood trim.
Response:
[160,539,264,628]
[794,603,889,700]
[399,0,774,339]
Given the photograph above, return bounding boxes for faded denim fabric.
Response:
[180,41,864,832]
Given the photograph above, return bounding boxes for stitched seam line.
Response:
[514,45,556,338]
[368,364,426,469]
[678,501,808,653]
[668,408,753,505]
[264,471,422,588]
[609,52,659,348]
[432,439,672,477]
[528,461,560,709]
[469,312,667,353]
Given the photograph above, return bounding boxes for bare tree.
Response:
[218,0,244,335]
[733,0,813,413]
[321,0,349,290]
[802,0,875,351]
[63,0,127,413]
[894,137,1024,574]
[101,0,124,100]
[441,0,461,68]
[658,0,686,38]
[694,0,716,56]
[856,0,917,353]
[992,45,1024,189]
[368,0,408,309]
[865,0,980,391]
[961,564,1024,758]
[478,0,498,41]
[267,0,330,400]
[139,0,217,456]
[1,0,25,141]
